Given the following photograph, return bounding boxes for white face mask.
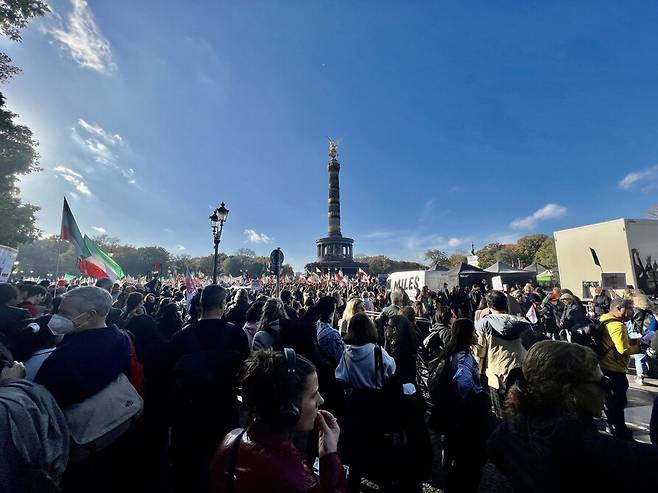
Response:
[48,314,76,335]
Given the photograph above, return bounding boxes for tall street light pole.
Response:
[210,202,229,284]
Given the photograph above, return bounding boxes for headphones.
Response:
[276,347,301,427]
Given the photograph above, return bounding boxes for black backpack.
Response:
[577,318,616,358]
[172,324,239,410]
[427,354,458,432]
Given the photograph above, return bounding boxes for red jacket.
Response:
[211,427,347,493]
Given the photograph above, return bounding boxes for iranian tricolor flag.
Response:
[60,198,125,282]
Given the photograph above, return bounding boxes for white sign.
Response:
[0,245,18,283]
[467,255,480,267]
[491,275,503,291]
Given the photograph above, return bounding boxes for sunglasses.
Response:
[580,375,613,394]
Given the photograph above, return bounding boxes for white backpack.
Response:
[64,373,143,461]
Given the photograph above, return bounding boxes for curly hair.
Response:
[505,340,600,420]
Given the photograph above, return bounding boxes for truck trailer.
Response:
[554,218,658,299]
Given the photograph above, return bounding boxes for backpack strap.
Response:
[225,429,247,493]
[374,345,385,387]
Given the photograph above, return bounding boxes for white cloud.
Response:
[92,226,107,234]
[49,0,116,74]
[619,164,658,191]
[363,231,401,240]
[175,244,186,251]
[510,203,567,230]
[78,118,123,146]
[244,229,272,244]
[448,237,466,247]
[164,228,174,234]
[54,165,92,197]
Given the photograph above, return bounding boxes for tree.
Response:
[534,238,558,269]
[0,94,41,246]
[515,234,549,267]
[475,243,503,269]
[0,1,50,81]
[494,244,521,267]
[234,248,256,258]
[447,253,467,268]
[424,249,449,267]
[15,236,78,277]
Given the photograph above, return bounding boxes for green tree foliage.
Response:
[0,2,50,246]
[0,95,40,247]
[14,236,78,277]
[474,243,503,269]
[354,255,426,276]
[447,253,467,268]
[534,238,558,269]
[424,249,449,267]
[515,234,549,267]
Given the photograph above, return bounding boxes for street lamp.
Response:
[210,201,229,284]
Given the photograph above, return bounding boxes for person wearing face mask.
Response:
[35,286,131,409]
[211,348,347,493]
[597,297,639,440]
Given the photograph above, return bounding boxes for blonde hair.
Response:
[259,298,288,329]
[342,298,364,322]
[634,293,651,310]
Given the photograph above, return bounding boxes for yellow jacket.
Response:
[599,313,630,373]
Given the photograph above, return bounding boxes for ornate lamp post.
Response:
[209,202,229,284]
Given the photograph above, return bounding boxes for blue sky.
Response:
[6,0,658,271]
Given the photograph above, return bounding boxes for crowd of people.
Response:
[1,274,658,492]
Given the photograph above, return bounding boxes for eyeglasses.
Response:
[580,375,612,394]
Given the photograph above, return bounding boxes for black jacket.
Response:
[487,416,658,492]
[0,305,30,347]
[35,326,131,408]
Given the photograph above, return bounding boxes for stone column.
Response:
[327,141,342,237]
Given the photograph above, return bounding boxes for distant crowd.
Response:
[1,275,658,492]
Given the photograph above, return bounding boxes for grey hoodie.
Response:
[335,343,396,390]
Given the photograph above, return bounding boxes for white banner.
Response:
[0,245,19,283]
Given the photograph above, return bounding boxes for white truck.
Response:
[386,270,450,299]
[554,218,658,299]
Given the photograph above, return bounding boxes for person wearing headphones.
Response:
[211,348,347,492]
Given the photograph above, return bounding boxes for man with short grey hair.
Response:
[375,289,405,344]
[35,286,131,408]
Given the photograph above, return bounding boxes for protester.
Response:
[16,284,47,317]
[375,289,404,344]
[252,297,289,351]
[316,296,344,367]
[0,353,70,493]
[0,283,30,348]
[242,300,264,348]
[475,290,531,417]
[423,304,453,363]
[119,291,144,328]
[226,288,250,327]
[429,318,493,492]
[384,314,420,386]
[156,302,183,339]
[210,349,347,492]
[335,312,396,389]
[598,297,637,439]
[592,287,611,317]
[167,284,250,492]
[337,297,365,337]
[484,340,658,490]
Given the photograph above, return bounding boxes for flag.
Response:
[60,197,89,258]
[590,248,601,267]
[357,268,370,281]
[184,266,197,306]
[78,235,125,282]
[526,305,538,324]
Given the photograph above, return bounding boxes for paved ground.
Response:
[625,372,657,443]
